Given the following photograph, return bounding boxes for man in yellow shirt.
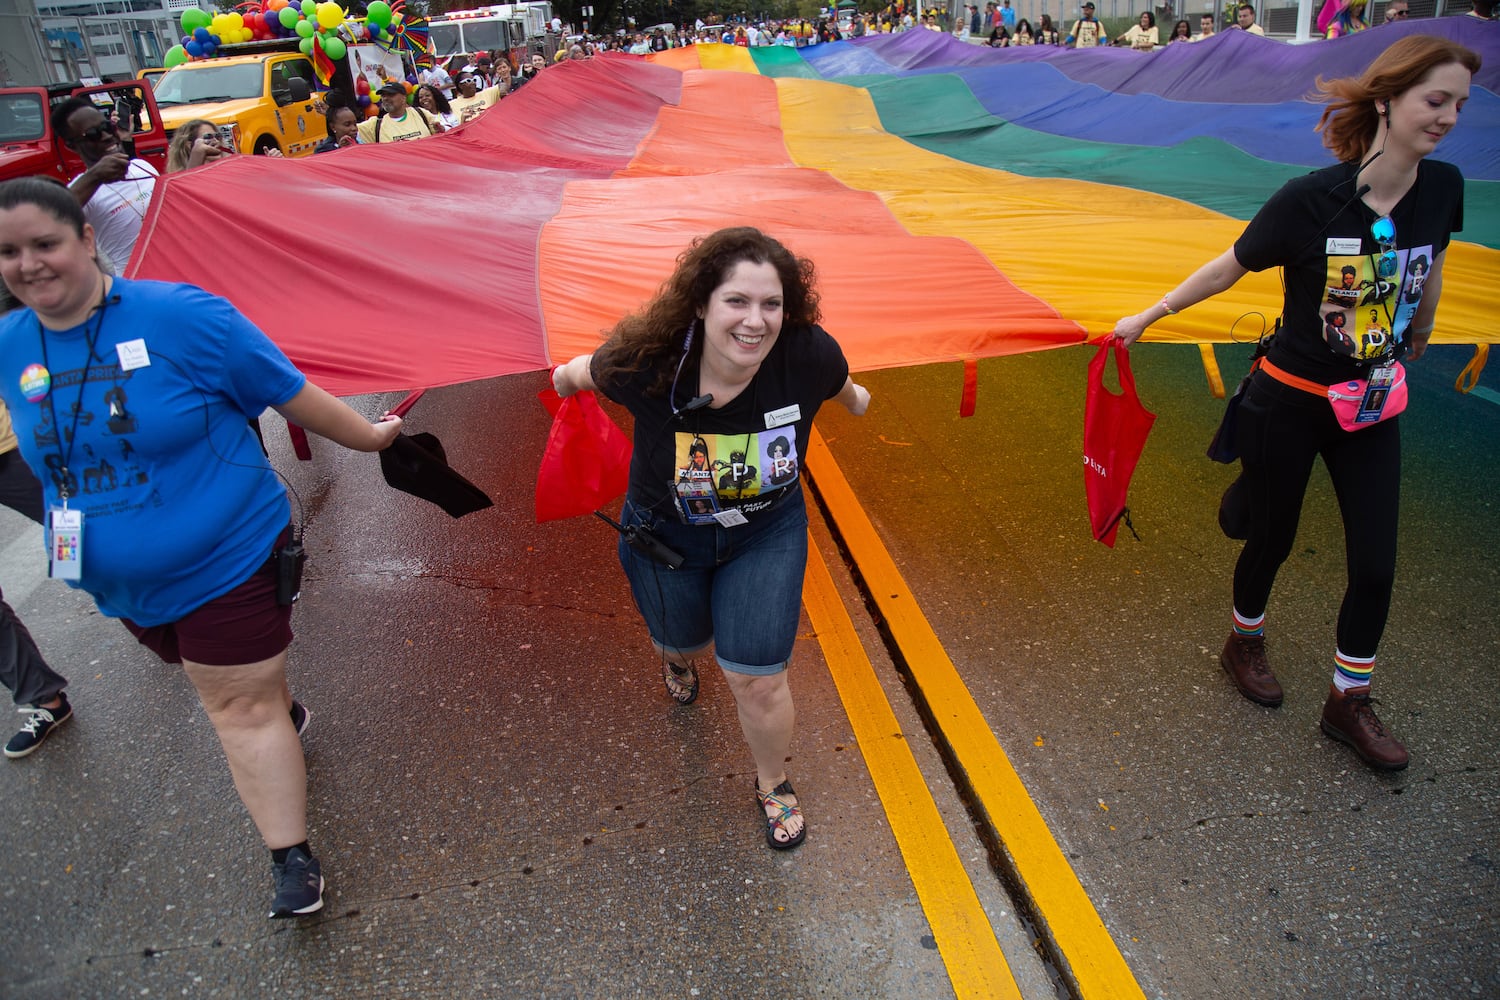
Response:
[1233,4,1265,34]
[1067,2,1109,46]
[357,83,445,143]
[448,71,504,125]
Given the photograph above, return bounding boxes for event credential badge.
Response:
[48,508,83,581]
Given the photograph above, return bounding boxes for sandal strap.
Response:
[757,780,799,822]
[662,659,699,704]
[756,779,804,846]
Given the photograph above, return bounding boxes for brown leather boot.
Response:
[1321,685,1409,771]
[1220,632,1283,707]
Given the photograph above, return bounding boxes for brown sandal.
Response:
[662,659,698,705]
[756,778,806,850]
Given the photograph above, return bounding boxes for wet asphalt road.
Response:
[0,372,1045,999]
[1,340,1496,998]
[813,339,1499,999]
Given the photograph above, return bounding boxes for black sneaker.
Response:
[5,696,72,759]
[269,847,324,918]
[290,700,311,738]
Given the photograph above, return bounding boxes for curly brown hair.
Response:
[1315,34,1481,164]
[593,228,821,397]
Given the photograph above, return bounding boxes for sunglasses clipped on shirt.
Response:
[1371,215,1398,279]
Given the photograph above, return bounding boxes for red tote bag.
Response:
[1083,341,1157,547]
[535,388,633,523]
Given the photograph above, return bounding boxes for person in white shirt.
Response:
[419,62,454,99]
[1192,13,1217,39]
[53,98,155,276]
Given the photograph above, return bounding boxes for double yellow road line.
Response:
[803,428,1146,1000]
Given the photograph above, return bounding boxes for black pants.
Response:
[1232,372,1400,660]
[0,450,66,707]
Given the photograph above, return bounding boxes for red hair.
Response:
[1316,34,1481,163]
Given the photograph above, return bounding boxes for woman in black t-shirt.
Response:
[552,228,870,850]
[1110,35,1479,773]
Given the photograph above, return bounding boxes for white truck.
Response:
[428,3,553,62]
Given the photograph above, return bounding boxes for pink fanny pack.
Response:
[1259,358,1407,432]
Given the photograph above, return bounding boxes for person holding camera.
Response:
[0,177,404,916]
[52,97,155,277]
[165,118,284,172]
[1109,35,1476,771]
[552,227,869,850]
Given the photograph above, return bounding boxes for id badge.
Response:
[673,480,721,525]
[1355,365,1397,424]
[48,507,84,581]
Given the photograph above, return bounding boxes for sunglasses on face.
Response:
[77,122,115,142]
[1371,215,1398,278]
[1390,8,1408,15]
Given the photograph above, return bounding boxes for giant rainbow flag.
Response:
[132,20,1498,397]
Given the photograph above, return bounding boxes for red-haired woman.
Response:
[1111,35,1480,771]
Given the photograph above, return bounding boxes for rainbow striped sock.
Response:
[1232,609,1265,637]
[1333,650,1375,691]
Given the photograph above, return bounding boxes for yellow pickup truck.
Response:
[152,50,326,156]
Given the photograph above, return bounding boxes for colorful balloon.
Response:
[323,36,346,60]
[278,6,299,28]
[316,3,343,30]
[299,36,314,54]
[295,19,315,37]
[365,1,391,25]
[188,9,213,32]
[164,44,188,68]
[301,0,316,16]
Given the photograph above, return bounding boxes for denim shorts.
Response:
[618,490,809,676]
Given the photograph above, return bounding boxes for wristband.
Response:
[1160,295,1178,316]
[1411,321,1434,337]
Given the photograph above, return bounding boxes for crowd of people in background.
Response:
[272,0,1500,144]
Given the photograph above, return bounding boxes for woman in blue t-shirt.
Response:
[552,228,869,850]
[1109,36,1478,772]
[0,176,404,918]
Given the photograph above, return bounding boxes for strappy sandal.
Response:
[662,659,699,705]
[755,778,807,851]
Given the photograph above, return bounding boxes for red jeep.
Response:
[0,79,168,184]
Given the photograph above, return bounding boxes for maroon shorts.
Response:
[123,550,294,667]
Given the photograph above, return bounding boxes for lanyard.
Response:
[37,287,110,505]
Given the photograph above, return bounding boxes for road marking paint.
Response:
[806,426,1147,1000]
[803,541,1023,1000]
